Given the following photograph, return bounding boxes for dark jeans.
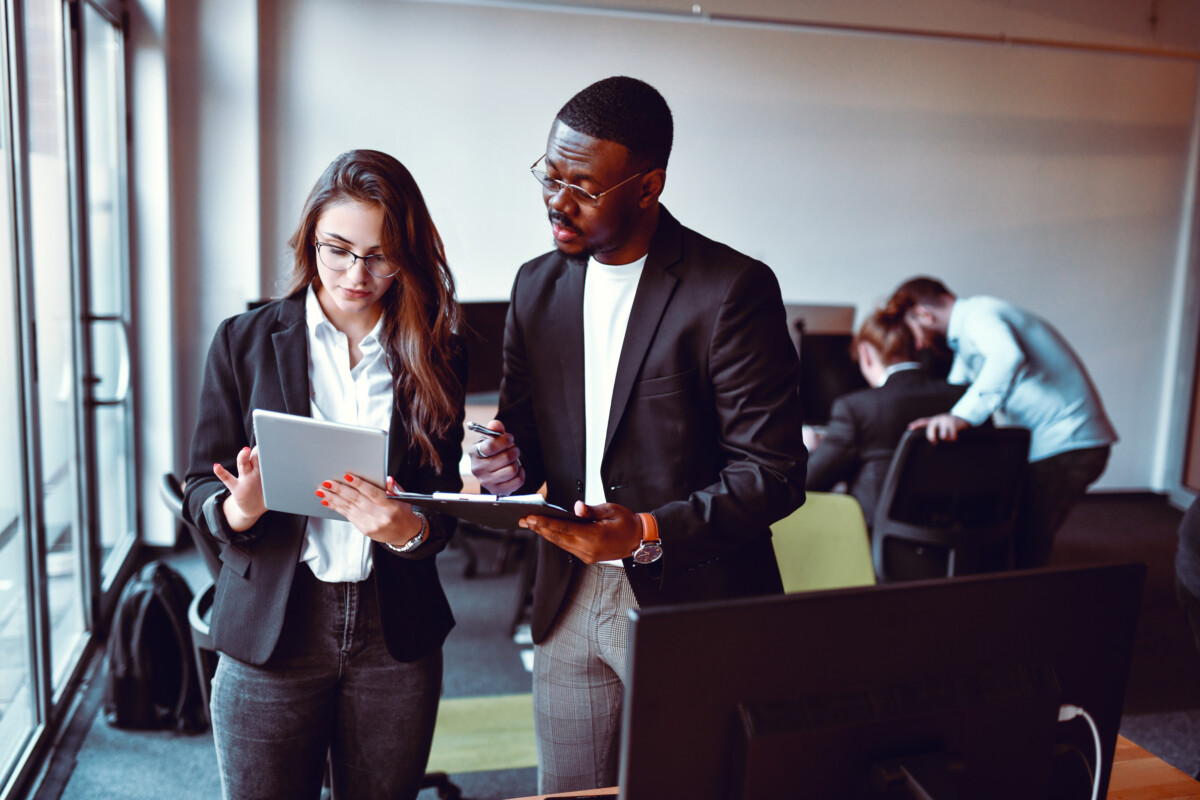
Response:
[211,564,442,800]
[1013,445,1111,569]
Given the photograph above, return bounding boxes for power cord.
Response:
[1058,703,1101,800]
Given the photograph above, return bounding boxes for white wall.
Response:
[157,0,1200,492]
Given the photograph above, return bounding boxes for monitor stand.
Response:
[870,751,967,799]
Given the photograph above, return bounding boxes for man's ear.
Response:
[638,169,666,208]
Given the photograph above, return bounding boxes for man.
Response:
[807,307,966,528]
[470,76,806,793]
[888,276,1117,568]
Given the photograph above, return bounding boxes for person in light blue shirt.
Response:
[886,276,1117,568]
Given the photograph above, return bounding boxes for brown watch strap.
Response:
[637,512,659,544]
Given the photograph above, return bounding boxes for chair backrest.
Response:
[872,427,1030,582]
[770,491,875,593]
[159,473,222,580]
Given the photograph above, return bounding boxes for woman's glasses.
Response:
[314,241,399,279]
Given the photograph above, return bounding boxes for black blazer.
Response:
[499,208,808,643]
[182,291,464,665]
[806,367,966,526]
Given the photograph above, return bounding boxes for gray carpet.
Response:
[50,533,539,800]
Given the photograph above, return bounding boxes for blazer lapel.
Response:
[554,259,587,466]
[604,211,682,458]
[271,294,312,417]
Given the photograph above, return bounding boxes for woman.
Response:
[183,150,465,799]
[805,307,965,528]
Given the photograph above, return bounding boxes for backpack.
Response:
[102,560,206,732]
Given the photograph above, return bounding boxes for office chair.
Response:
[770,491,875,593]
[159,473,220,724]
[872,427,1030,582]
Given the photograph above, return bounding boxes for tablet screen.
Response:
[252,409,387,521]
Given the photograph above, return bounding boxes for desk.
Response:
[507,736,1200,800]
[1109,736,1200,799]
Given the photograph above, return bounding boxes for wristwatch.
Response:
[385,507,428,554]
[632,512,663,564]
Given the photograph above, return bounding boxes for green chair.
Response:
[771,491,876,593]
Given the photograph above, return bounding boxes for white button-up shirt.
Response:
[299,286,394,582]
[945,295,1117,462]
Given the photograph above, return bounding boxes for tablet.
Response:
[252,409,388,521]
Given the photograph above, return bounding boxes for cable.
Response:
[1058,704,1102,800]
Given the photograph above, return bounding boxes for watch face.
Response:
[634,543,663,564]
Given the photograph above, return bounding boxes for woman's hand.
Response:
[317,474,425,549]
[213,446,266,532]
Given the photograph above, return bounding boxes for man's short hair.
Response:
[885,276,954,319]
[556,76,674,170]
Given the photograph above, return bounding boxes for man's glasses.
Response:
[530,155,650,207]
[314,241,399,279]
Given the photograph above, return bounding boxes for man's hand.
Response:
[468,420,526,495]
[909,413,970,443]
[520,501,642,564]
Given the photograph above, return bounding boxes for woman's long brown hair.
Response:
[288,150,463,471]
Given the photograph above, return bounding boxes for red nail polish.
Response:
[321,500,329,506]
[344,474,354,482]
[315,490,324,498]
[323,481,332,489]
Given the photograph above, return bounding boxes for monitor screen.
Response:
[460,301,508,400]
[797,327,869,426]
[619,563,1144,800]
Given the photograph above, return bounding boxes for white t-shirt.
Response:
[582,254,646,565]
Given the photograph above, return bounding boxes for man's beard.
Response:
[564,249,592,267]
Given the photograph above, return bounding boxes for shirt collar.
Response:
[883,362,921,382]
[945,298,963,349]
[305,284,331,337]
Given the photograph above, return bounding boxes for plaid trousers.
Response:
[532,563,639,794]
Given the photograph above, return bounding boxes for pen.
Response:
[467,421,502,438]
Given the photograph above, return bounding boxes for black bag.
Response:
[102,561,206,732]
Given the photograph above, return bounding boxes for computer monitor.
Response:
[460,301,508,400]
[796,323,869,426]
[619,563,1145,800]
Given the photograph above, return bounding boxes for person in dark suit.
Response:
[182,150,465,800]
[469,77,807,793]
[806,308,966,528]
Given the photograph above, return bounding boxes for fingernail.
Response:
[315,490,325,498]
[323,481,332,489]
[321,500,329,507]
[344,474,354,482]
[242,446,250,453]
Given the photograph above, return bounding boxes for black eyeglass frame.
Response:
[530,154,651,207]
[313,241,400,279]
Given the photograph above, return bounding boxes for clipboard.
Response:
[390,492,593,530]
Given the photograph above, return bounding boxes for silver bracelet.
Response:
[384,507,428,554]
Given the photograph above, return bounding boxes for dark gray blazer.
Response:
[182,290,464,665]
[498,208,808,644]
[806,367,966,526]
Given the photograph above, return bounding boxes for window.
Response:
[0,0,137,792]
